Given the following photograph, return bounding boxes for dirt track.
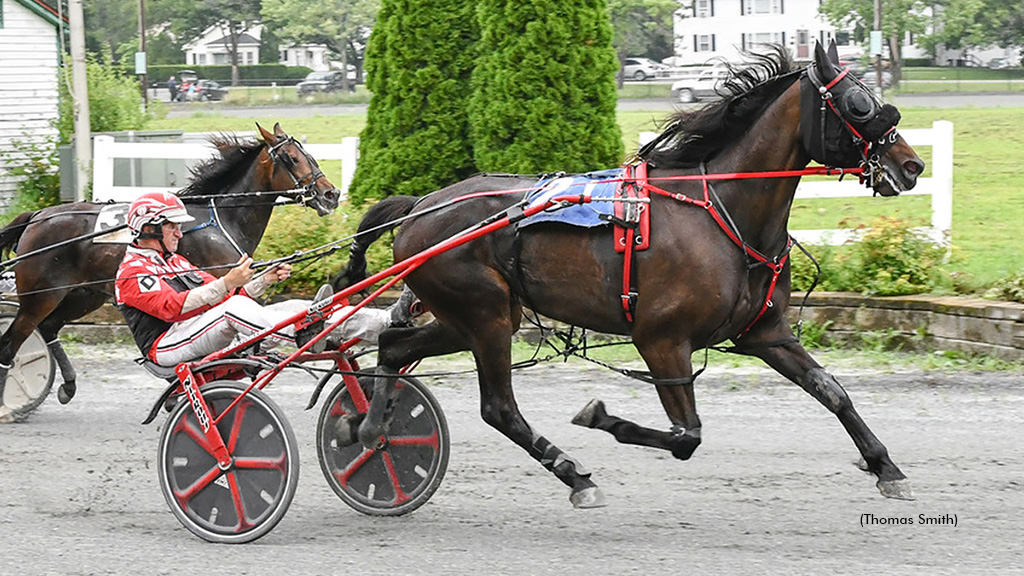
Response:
[1,342,1021,575]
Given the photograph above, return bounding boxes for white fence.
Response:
[92,135,361,203]
[94,121,952,246]
[641,120,954,245]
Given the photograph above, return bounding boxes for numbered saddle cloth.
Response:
[518,168,625,229]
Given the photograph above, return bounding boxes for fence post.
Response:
[92,135,116,201]
[930,120,954,243]
[340,136,359,200]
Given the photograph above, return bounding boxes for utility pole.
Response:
[69,0,90,202]
[138,0,148,109]
[873,0,883,97]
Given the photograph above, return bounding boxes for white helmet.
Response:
[126,191,195,237]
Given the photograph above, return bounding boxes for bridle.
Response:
[266,135,329,207]
[801,64,900,191]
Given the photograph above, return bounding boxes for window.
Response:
[694,34,716,52]
[695,0,714,18]
[743,32,783,52]
[744,0,782,14]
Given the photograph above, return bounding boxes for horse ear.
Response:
[273,122,285,137]
[256,122,275,143]
[827,39,840,65]
[814,42,836,82]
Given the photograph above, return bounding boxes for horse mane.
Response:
[178,134,267,197]
[645,45,800,169]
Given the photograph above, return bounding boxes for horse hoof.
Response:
[0,405,16,424]
[58,383,76,405]
[569,486,608,509]
[571,399,605,428]
[877,479,915,500]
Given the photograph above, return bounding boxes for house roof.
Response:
[14,0,66,27]
[206,32,261,47]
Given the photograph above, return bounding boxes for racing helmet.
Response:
[126,191,195,237]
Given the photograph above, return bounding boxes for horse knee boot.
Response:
[801,367,852,414]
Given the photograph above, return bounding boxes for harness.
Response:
[612,161,791,336]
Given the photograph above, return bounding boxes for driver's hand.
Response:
[223,255,254,291]
[264,263,292,284]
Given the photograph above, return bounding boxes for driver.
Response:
[115,191,403,366]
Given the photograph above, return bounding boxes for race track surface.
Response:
[0,343,1020,575]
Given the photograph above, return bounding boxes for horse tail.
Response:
[332,195,419,290]
[0,210,37,261]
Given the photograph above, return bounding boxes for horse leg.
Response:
[748,337,913,500]
[34,292,107,404]
[354,321,471,448]
[572,338,704,460]
[0,296,63,420]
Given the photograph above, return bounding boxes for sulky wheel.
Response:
[157,381,299,543]
[317,374,449,516]
[0,311,56,418]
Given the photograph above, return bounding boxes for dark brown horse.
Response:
[338,42,925,507]
[0,123,339,419]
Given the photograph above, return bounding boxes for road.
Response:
[1,342,1021,574]
[160,92,1023,120]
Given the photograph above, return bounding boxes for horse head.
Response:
[257,122,341,216]
[801,40,924,197]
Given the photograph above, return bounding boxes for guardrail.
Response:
[92,135,361,203]
[641,120,954,245]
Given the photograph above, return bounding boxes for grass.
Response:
[148,103,1024,290]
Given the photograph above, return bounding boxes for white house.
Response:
[0,0,62,211]
[672,0,855,65]
[183,23,262,66]
[278,43,333,71]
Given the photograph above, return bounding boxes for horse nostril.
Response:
[904,158,924,177]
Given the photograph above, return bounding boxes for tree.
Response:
[917,1,1024,61]
[607,0,678,85]
[55,58,152,144]
[84,0,139,65]
[262,0,379,91]
[347,0,478,203]
[818,0,929,83]
[470,0,623,174]
[150,0,261,85]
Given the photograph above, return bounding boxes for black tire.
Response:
[317,374,449,516]
[678,88,696,103]
[157,381,299,543]
[633,70,648,81]
[0,311,56,418]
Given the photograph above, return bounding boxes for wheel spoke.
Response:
[226,398,252,453]
[386,430,439,450]
[178,416,221,457]
[173,464,221,504]
[381,450,411,504]
[226,471,255,532]
[233,454,287,471]
[334,447,376,486]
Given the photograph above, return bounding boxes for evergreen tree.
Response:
[469,0,623,173]
[348,0,478,203]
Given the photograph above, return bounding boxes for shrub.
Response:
[790,216,950,296]
[0,137,61,217]
[255,201,397,298]
[985,272,1024,303]
[56,58,152,144]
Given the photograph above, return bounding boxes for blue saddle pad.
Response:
[519,168,624,229]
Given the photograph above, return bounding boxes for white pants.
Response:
[151,295,390,366]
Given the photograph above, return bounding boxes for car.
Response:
[193,79,228,101]
[988,57,1012,70]
[857,69,892,89]
[296,71,349,96]
[622,57,668,81]
[670,67,730,103]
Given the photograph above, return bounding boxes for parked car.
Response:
[670,67,730,103]
[857,70,893,89]
[988,57,1012,70]
[193,79,228,101]
[296,71,349,95]
[622,57,668,81]
[173,70,226,102]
